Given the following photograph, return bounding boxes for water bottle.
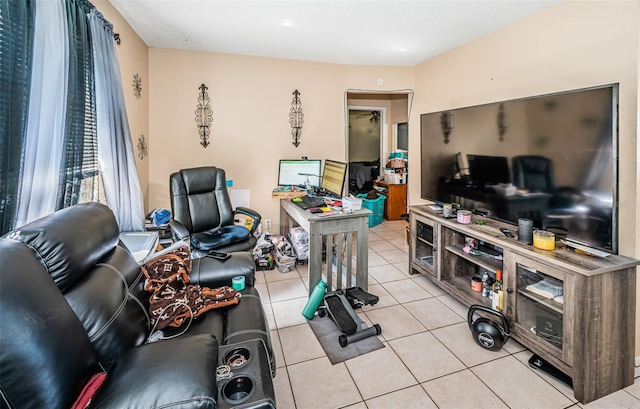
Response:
[302,280,328,320]
[481,271,490,298]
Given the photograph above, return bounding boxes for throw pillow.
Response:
[70,372,108,409]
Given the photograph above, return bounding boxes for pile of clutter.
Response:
[252,227,310,273]
[380,150,407,184]
[273,237,297,272]
[253,234,275,271]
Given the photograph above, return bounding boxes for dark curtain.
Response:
[0,0,36,235]
[58,0,98,208]
[1,0,141,234]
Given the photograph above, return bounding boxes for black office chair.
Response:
[169,167,261,255]
[511,155,555,193]
[511,155,597,231]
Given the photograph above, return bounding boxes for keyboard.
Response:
[295,195,326,210]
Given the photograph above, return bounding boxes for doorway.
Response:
[344,90,414,200]
[347,106,385,194]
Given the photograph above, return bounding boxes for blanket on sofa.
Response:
[141,244,240,329]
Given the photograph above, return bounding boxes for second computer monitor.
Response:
[320,160,347,198]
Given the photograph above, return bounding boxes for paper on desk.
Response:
[230,189,250,209]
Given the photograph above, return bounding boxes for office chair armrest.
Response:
[169,219,190,241]
[234,207,261,234]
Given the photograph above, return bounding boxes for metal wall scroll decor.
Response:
[289,89,304,147]
[133,74,142,99]
[440,111,454,144]
[497,103,508,141]
[137,134,148,159]
[195,83,213,148]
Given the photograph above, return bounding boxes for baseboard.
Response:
[636,356,640,368]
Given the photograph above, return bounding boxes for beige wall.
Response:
[93,0,150,210]
[148,50,413,231]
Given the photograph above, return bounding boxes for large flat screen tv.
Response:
[420,84,618,253]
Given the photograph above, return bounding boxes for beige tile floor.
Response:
[255,220,640,409]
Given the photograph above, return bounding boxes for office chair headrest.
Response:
[180,167,224,195]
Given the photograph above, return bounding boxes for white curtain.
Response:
[15,0,68,227]
[89,8,145,231]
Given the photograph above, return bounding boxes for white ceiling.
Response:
[109,0,559,67]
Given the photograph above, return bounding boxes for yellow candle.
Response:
[533,230,555,250]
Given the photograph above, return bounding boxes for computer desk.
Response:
[279,199,372,295]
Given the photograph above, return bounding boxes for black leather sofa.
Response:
[0,202,276,409]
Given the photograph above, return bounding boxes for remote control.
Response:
[500,228,515,238]
[206,251,231,261]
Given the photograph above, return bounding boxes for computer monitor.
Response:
[320,160,347,198]
[467,154,510,188]
[278,159,321,187]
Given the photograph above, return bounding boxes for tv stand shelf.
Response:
[444,244,502,272]
[408,205,640,404]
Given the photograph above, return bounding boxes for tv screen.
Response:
[420,84,618,253]
[321,160,347,198]
[278,159,321,187]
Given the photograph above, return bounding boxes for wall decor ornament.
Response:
[132,73,142,99]
[195,83,213,148]
[137,134,148,159]
[440,111,454,144]
[289,89,304,147]
[498,102,508,141]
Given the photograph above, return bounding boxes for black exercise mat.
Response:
[307,315,384,365]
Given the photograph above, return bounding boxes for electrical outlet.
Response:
[265,219,272,233]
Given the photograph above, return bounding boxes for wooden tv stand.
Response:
[408,205,639,404]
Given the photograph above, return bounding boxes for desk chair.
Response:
[511,156,602,234]
[169,167,260,256]
[511,155,555,193]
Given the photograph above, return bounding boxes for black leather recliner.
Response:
[170,167,261,256]
[0,202,275,409]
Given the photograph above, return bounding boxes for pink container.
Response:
[457,210,472,224]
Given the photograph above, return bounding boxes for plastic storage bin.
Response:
[356,193,386,227]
